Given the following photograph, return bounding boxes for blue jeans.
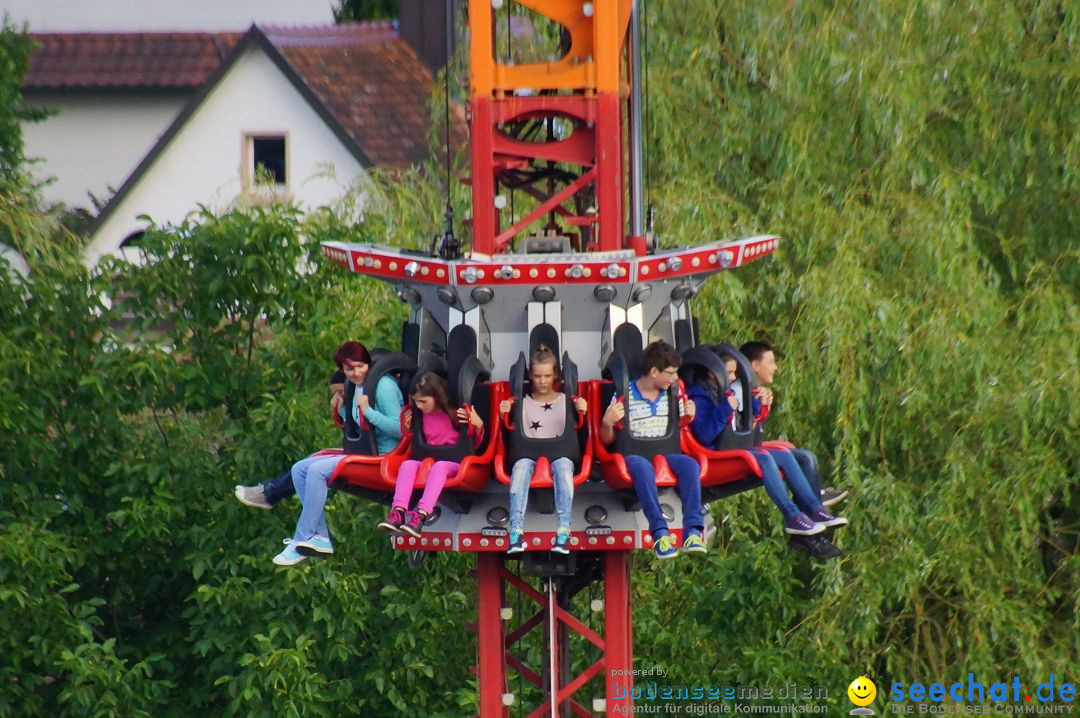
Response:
[788,447,822,496]
[625,453,703,539]
[751,448,822,520]
[291,454,345,543]
[262,469,296,506]
[508,457,575,534]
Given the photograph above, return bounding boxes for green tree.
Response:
[0,1,1077,716]
[333,0,397,23]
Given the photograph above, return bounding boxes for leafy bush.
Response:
[0,2,1076,715]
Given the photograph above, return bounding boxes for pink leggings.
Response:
[392,460,460,514]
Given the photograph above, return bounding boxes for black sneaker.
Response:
[551,531,570,555]
[377,507,406,534]
[788,534,844,560]
[820,487,848,508]
[401,510,425,538]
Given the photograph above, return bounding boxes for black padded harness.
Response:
[409,350,490,463]
[603,350,681,460]
[341,352,416,455]
[503,350,584,470]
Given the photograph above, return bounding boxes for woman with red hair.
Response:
[272,340,404,566]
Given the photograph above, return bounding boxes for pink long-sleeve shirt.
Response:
[420,409,484,448]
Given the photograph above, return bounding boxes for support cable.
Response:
[438,0,461,259]
[548,580,559,718]
[643,0,655,239]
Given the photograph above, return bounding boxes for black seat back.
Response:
[410,351,490,463]
[401,321,420,360]
[342,352,417,455]
[529,323,560,359]
[674,318,694,354]
[612,323,643,373]
[446,324,477,402]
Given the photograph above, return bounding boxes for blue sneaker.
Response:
[507,530,526,555]
[551,530,570,555]
[653,533,679,559]
[294,535,334,556]
[272,543,307,566]
[808,508,848,529]
[681,531,708,555]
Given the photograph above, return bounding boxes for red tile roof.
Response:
[265,22,443,168]
[26,22,465,173]
[26,32,242,89]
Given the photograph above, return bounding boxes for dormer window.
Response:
[242,132,289,190]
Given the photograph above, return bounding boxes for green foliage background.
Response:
[1,2,1077,715]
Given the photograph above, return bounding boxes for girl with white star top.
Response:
[498,345,588,555]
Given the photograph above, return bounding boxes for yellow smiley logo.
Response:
[848,676,877,707]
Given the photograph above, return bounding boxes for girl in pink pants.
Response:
[378,372,485,537]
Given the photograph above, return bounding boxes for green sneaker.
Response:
[682,531,707,555]
[653,533,679,559]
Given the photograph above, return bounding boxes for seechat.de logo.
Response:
[850,677,879,716]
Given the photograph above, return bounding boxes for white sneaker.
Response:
[234,485,272,510]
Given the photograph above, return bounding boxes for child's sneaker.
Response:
[507,531,526,554]
[551,530,570,555]
[294,535,334,556]
[681,531,708,555]
[820,488,848,508]
[377,507,406,534]
[784,512,825,536]
[653,533,679,559]
[807,508,848,528]
[272,543,307,566]
[401,510,425,538]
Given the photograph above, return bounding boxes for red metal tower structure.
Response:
[468,0,635,256]
[321,2,779,714]
[468,3,640,715]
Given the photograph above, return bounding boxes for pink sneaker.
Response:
[377,507,406,534]
[400,510,425,538]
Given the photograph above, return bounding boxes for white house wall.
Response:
[23,91,190,210]
[6,0,332,32]
[86,46,369,264]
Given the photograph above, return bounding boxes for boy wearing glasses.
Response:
[600,341,705,559]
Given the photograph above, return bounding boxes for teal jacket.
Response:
[339,375,404,455]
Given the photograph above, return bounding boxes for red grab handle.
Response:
[572,394,586,430]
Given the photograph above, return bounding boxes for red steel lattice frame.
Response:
[467,0,634,255]
[474,552,634,717]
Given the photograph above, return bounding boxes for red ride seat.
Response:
[589,379,681,491]
[379,375,501,494]
[328,440,406,492]
[679,430,763,486]
[493,381,593,490]
[759,439,796,451]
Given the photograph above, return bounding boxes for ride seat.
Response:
[494,350,592,489]
[676,344,771,502]
[379,350,499,494]
[328,352,417,497]
[589,377,682,491]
